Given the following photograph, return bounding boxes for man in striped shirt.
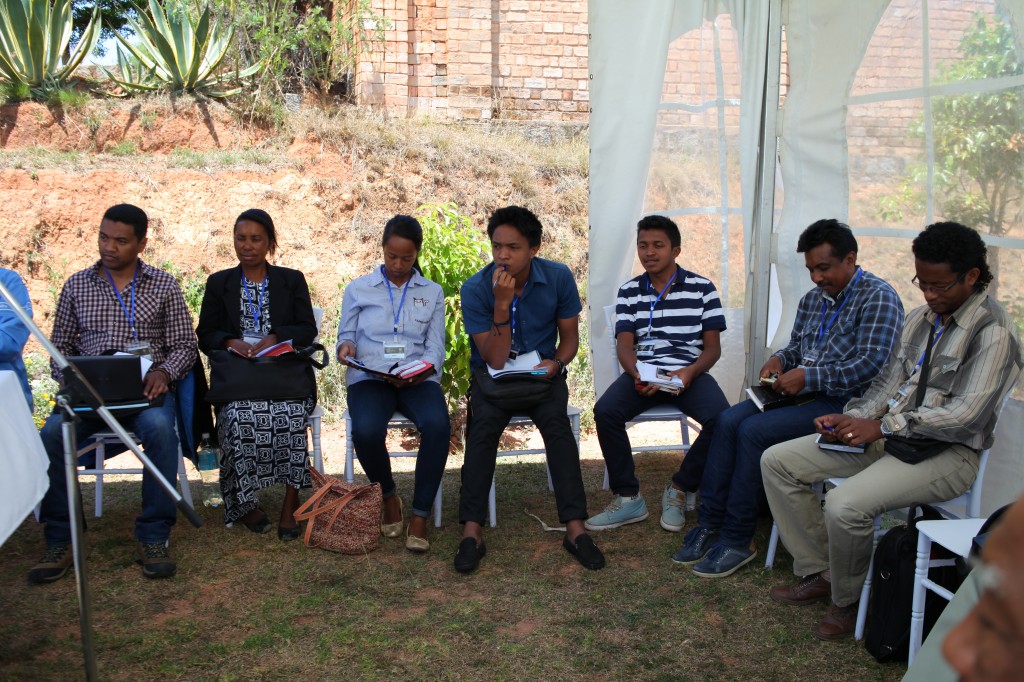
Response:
[586,215,731,533]
[764,222,1021,641]
[674,219,904,579]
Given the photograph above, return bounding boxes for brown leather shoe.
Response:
[813,602,858,640]
[769,573,831,606]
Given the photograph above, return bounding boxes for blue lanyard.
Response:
[511,280,529,344]
[105,265,139,342]
[242,274,269,332]
[916,316,947,369]
[382,266,412,336]
[817,267,864,344]
[645,273,676,336]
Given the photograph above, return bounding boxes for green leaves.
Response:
[415,202,489,413]
[0,0,100,95]
[107,0,260,96]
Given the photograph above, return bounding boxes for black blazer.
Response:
[196,264,317,355]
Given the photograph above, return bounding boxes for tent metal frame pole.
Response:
[745,0,784,385]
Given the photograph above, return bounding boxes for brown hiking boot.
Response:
[27,544,73,584]
[814,602,859,640]
[136,542,176,579]
[769,572,832,606]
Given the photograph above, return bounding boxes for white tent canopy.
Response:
[588,0,1024,514]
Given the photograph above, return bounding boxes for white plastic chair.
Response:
[77,434,193,517]
[343,409,443,528]
[599,304,697,489]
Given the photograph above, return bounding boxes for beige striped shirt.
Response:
[846,291,1022,450]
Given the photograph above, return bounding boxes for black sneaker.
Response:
[27,544,73,584]
[453,538,486,573]
[563,533,606,570]
[137,542,176,579]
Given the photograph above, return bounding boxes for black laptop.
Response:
[67,355,158,413]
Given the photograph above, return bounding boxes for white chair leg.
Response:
[489,475,497,528]
[310,409,323,473]
[433,484,443,528]
[908,532,933,665]
[94,441,106,518]
[546,461,554,492]
[177,448,193,507]
[602,466,609,491]
[765,522,780,568]
[855,515,883,640]
[344,411,355,483]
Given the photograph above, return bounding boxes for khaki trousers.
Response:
[760,434,978,606]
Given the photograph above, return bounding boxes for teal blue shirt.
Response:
[461,257,582,369]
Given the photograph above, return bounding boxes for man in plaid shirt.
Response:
[674,219,904,579]
[28,204,198,584]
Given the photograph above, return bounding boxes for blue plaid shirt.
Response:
[773,268,904,403]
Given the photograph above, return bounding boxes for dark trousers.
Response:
[347,380,451,518]
[697,395,846,548]
[593,371,730,497]
[39,396,180,547]
[459,374,587,525]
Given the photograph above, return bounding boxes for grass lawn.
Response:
[0,438,909,681]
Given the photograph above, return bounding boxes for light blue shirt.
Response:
[0,268,32,409]
[338,268,445,386]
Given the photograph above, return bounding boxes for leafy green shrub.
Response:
[0,0,100,97]
[25,353,57,428]
[107,0,260,96]
[106,139,137,156]
[415,202,489,413]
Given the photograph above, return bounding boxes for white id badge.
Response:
[635,341,656,358]
[383,340,407,360]
[243,334,264,346]
[887,381,913,410]
[802,349,822,365]
[125,341,152,360]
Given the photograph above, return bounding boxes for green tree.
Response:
[880,14,1024,297]
[415,202,488,413]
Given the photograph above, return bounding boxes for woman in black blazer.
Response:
[196,209,318,540]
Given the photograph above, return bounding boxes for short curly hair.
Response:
[912,222,992,292]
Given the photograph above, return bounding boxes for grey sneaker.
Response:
[672,526,720,565]
[584,495,649,531]
[137,542,176,579]
[660,486,687,532]
[27,544,73,584]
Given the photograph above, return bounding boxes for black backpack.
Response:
[864,504,965,663]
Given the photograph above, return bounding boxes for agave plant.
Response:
[107,0,260,97]
[0,0,101,95]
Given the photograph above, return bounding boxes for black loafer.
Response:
[278,525,301,542]
[563,533,606,570]
[454,537,487,573]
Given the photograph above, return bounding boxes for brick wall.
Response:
[358,0,589,121]
[356,0,999,157]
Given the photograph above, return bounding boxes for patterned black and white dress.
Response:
[217,276,314,524]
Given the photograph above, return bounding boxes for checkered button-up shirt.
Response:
[50,260,198,382]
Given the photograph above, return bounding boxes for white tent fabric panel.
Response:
[588,0,1024,510]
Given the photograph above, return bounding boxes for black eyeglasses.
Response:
[911,273,965,294]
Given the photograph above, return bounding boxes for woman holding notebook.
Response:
[337,214,449,552]
[196,209,318,541]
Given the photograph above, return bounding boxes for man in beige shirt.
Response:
[762,221,1022,641]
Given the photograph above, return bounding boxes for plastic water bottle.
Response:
[197,433,222,508]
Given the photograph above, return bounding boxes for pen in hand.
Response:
[493,265,507,288]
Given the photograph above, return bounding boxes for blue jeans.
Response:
[347,380,450,518]
[696,395,846,548]
[39,395,181,546]
[594,371,729,497]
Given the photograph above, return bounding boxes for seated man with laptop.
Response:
[28,204,198,584]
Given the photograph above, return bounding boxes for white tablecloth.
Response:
[0,370,48,546]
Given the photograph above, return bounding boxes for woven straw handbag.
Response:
[294,468,382,554]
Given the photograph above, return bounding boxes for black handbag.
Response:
[884,322,953,464]
[206,343,329,403]
[471,366,556,412]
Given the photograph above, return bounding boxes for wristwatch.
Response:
[879,417,894,437]
[554,358,566,373]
